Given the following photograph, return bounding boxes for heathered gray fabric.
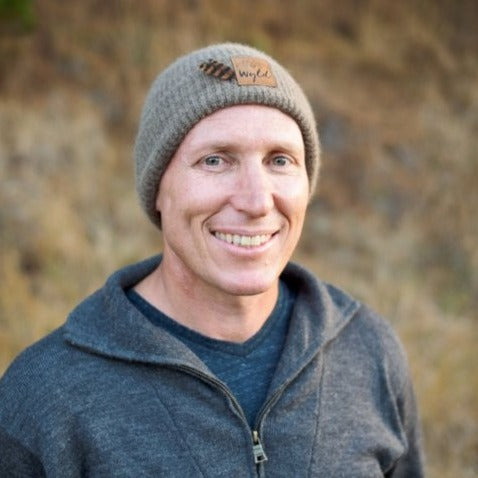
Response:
[0,257,425,477]
[134,43,321,228]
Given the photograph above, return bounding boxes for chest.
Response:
[38,355,405,477]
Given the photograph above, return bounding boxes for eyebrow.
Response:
[191,139,305,156]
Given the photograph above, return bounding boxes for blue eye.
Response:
[204,155,222,166]
[272,155,289,166]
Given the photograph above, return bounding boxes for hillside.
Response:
[1,1,477,476]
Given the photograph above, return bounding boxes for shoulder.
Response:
[0,326,78,448]
[354,302,409,372]
[0,256,162,415]
[0,281,110,426]
[327,289,412,398]
[284,261,410,388]
[0,328,75,409]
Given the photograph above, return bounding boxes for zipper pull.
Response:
[252,430,268,464]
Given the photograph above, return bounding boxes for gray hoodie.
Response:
[0,257,424,477]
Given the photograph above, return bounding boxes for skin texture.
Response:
[135,105,309,342]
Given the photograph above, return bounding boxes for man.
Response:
[0,43,424,477]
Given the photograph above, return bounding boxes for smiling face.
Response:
[156,105,309,299]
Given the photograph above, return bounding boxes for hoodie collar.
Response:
[63,256,360,375]
[64,256,210,373]
[267,261,360,392]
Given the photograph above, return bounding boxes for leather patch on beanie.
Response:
[199,59,236,81]
[231,56,277,87]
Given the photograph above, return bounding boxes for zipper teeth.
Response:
[174,363,282,433]
[174,364,249,424]
[174,365,268,469]
[173,353,320,470]
[253,374,299,430]
[174,356,317,426]
[254,349,323,429]
[170,365,266,474]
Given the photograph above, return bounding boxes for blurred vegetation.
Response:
[0,1,477,476]
[0,0,35,32]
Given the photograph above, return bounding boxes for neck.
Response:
[133,258,279,343]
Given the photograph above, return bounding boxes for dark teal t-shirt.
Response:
[126,281,295,427]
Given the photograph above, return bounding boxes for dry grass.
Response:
[1,1,477,476]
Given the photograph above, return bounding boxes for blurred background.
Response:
[0,0,477,475]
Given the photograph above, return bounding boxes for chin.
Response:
[227,285,270,297]
[216,274,278,297]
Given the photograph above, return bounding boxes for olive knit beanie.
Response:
[134,42,320,229]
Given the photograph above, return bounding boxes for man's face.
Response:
[156,105,309,297]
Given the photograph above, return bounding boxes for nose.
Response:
[230,161,274,217]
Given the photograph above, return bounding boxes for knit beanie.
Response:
[134,42,320,229]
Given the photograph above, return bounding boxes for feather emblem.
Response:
[199,59,236,81]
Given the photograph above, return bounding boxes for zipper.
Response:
[252,430,268,464]
[248,358,319,467]
[171,364,269,469]
[169,347,321,472]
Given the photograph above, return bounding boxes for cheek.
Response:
[156,175,225,228]
[276,176,309,214]
[155,171,192,214]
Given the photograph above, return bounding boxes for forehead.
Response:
[177,105,304,153]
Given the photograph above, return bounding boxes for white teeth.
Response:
[214,232,271,247]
